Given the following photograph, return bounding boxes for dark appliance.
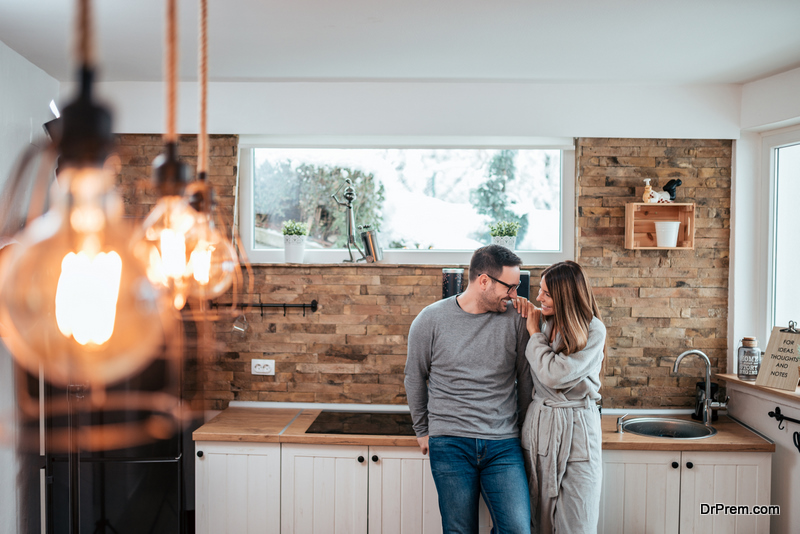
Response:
[24,355,192,534]
[518,270,530,300]
[442,268,464,299]
[305,411,415,436]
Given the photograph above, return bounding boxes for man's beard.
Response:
[479,292,509,313]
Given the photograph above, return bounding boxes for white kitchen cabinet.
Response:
[195,441,281,534]
[679,451,772,534]
[281,443,368,534]
[367,446,443,534]
[281,443,492,534]
[599,450,772,534]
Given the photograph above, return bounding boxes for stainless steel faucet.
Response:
[616,413,628,433]
[672,349,728,427]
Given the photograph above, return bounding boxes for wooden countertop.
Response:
[193,407,774,452]
[191,407,302,442]
[602,413,774,452]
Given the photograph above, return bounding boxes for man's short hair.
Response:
[468,244,522,282]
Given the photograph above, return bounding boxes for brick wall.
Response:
[116,135,731,410]
[577,138,731,408]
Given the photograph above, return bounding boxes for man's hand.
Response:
[417,435,429,455]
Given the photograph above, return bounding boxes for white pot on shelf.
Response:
[491,235,516,250]
[283,235,306,263]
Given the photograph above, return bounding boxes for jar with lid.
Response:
[737,336,761,380]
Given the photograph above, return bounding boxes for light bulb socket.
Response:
[57,67,113,167]
[186,177,216,214]
[152,141,190,197]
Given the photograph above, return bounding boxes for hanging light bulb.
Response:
[181,0,238,301]
[184,181,237,300]
[135,141,197,310]
[0,65,175,390]
[135,0,198,310]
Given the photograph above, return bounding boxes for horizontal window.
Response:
[238,137,574,265]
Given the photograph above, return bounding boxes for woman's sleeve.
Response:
[526,318,606,390]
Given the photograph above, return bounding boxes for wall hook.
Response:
[768,406,800,431]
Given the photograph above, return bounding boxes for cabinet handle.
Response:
[372,455,379,463]
[357,456,365,463]
[671,462,679,469]
[197,451,203,458]
[686,462,693,469]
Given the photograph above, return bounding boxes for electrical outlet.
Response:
[251,359,275,376]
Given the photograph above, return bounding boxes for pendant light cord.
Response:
[76,0,93,68]
[198,0,208,177]
[165,0,178,143]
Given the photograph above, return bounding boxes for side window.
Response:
[770,137,800,329]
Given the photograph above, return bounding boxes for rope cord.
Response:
[76,0,93,67]
[198,0,208,176]
[165,0,178,143]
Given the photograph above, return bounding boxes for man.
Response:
[404,244,533,533]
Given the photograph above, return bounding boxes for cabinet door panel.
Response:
[679,451,771,534]
[599,450,680,534]
[281,444,368,534]
[195,442,281,534]
[368,446,442,534]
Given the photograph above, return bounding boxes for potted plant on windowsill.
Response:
[282,220,309,263]
[489,221,520,250]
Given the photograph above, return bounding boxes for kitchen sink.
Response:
[621,417,717,439]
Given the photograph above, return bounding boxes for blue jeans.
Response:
[428,436,531,534]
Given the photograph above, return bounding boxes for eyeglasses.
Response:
[485,274,521,296]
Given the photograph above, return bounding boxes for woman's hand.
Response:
[512,297,542,336]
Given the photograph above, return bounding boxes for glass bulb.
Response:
[135,195,199,309]
[0,166,176,389]
[186,212,238,300]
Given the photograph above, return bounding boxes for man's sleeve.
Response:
[404,309,433,437]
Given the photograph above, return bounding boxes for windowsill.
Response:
[717,373,800,404]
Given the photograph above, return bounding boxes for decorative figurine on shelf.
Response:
[662,179,682,201]
[642,178,653,203]
[643,178,682,203]
[332,178,368,263]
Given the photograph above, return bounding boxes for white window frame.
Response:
[237,136,575,265]
[761,126,800,342]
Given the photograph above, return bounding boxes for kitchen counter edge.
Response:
[192,407,774,452]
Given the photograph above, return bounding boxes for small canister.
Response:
[737,336,761,381]
[442,268,464,299]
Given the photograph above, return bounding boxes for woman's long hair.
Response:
[541,260,602,356]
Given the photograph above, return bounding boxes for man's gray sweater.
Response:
[404,296,533,439]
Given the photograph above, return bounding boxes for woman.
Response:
[512,260,605,534]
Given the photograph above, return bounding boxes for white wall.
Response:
[0,38,58,534]
[728,68,800,534]
[79,80,743,140]
[0,39,60,188]
[741,67,800,131]
[727,385,800,534]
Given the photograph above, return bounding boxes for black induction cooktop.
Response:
[305,411,416,436]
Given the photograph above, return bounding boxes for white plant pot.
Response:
[491,235,516,250]
[283,235,306,263]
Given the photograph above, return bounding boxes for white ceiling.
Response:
[1,0,800,85]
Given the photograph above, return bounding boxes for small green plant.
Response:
[488,221,521,237]
[282,220,309,236]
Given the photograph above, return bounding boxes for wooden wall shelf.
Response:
[624,203,695,250]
